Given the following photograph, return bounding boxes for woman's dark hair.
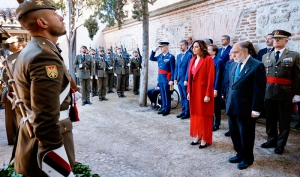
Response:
[246,41,257,59]
[191,40,210,58]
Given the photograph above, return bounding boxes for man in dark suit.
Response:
[208,44,224,131]
[216,35,232,63]
[257,33,274,61]
[174,40,192,119]
[261,30,300,154]
[186,36,193,54]
[226,41,266,170]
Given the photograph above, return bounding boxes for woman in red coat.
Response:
[187,40,215,148]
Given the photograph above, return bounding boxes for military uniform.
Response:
[261,30,300,154]
[90,54,99,96]
[14,0,75,176]
[105,53,115,93]
[130,55,142,95]
[97,56,108,100]
[73,52,92,105]
[125,56,130,91]
[114,54,129,97]
[149,42,175,116]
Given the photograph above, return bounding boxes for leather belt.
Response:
[98,68,106,71]
[267,76,292,85]
[80,67,89,70]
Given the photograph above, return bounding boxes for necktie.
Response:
[220,48,225,57]
[82,54,85,62]
[275,51,280,62]
[234,63,242,82]
[181,53,185,62]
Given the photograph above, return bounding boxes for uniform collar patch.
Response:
[45,65,58,78]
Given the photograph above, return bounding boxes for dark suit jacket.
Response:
[213,56,224,92]
[225,56,266,117]
[216,45,232,63]
[174,51,192,83]
[257,47,274,61]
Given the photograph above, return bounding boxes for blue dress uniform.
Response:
[149,42,175,116]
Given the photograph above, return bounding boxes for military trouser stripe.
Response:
[43,151,71,176]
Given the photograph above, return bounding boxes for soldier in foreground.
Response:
[130,50,142,95]
[13,0,75,176]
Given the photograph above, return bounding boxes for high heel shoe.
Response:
[199,143,209,149]
[191,139,201,145]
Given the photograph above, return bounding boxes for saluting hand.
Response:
[204,96,210,102]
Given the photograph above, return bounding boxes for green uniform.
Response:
[114,55,129,96]
[96,57,108,99]
[129,56,142,94]
[105,54,115,92]
[91,55,99,96]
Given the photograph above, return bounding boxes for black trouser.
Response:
[117,74,126,95]
[107,73,114,91]
[228,110,256,164]
[91,75,98,94]
[125,73,129,90]
[265,99,292,147]
[146,89,160,105]
[214,95,222,127]
[133,74,140,92]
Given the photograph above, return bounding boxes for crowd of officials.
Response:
[148,30,300,170]
[0,0,299,175]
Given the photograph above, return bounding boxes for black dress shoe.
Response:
[261,142,276,148]
[181,114,190,119]
[213,126,219,131]
[228,156,242,163]
[237,160,253,170]
[81,102,86,106]
[162,111,170,116]
[224,131,231,137]
[274,146,284,154]
[99,98,103,101]
[191,139,201,145]
[176,112,184,118]
[102,97,108,101]
[86,101,92,105]
[125,88,130,91]
[121,94,126,98]
[199,143,209,149]
[158,109,165,114]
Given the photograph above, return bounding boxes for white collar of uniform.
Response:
[163,52,169,57]
[274,48,285,54]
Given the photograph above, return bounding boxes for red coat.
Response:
[187,55,215,116]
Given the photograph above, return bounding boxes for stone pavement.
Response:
[0,90,300,176]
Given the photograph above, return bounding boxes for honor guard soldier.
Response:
[261,30,300,154]
[114,48,129,98]
[97,49,108,101]
[74,45,92,106]
[90,48,99,97]
[1,36,26,145]
[14,0,75,176]
[130,50,142,95]
[106,48,115,93]
[149,42,175,116]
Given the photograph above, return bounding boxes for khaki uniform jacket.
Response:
[114,55,129,75]
[97,57,108,77]
[73,54,92,79]
[90,55,99,76]
[13,37,74,176]
[262,49,300,100]
[130,57,142,76]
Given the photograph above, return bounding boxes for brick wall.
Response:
[102,0,300,88]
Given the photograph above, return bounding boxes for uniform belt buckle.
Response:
[137,67,139,69]
[122,66,124,68]
[104,69,106,71]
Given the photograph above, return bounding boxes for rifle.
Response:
[0,25,12,38]
[1,56,33,138]
[137,44,142,62]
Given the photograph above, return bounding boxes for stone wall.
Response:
[102,0,300,88]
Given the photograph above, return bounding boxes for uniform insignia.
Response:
[36,0,44,6]
[164,59,170,62]
[274,30,279,35]
[45,65,58,78]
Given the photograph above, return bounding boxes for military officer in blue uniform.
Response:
[149,42,175,116]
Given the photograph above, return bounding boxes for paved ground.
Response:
[0,90,300,176]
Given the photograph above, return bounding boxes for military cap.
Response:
[16,0,56,20]
[132,50,138,53]
[81,45,87,49]
[158,42,169,47]
[272,30,291,38]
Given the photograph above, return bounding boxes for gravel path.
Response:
[1,90,300,176]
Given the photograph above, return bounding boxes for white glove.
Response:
[127,63,130,67]
[95,76,98,79]
[168,81,174,85]
[114,73,117,76]
[72,91,82,102]
[108,66,113,70]
[153,47,159,52]
[90,76,93,79]
[292,95,300,103]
